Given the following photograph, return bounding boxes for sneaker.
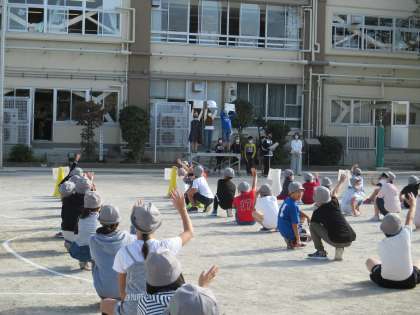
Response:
[54,231,64,238]
[209,212,218,217]
[369,215,381,222]
[79,261,91,271]
[307,250,328,260]
[259,227,276,233]
[300,234,312,242]
[227,209,233,217]
[334,248,344,261]
[204,203,213,213]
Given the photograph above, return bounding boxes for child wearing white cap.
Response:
[253,184,279,232]
[89,205,136,299]
[211,168,236,217]
[302,172,320,204]
[278,169,294,200]
[186,165,214,213]
[340,176,364,216]
[100,190,194,315]
[366,193,420,289]
[373,172,401,219]
[308,186,356,261]
[69,191,102,270]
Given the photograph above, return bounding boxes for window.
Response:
[332,14,420,53]
[103,92,118,123]
[168,80,186,100]
[238,82,301,124]
[151,0,301,50]
[409,103,420,126]
[56,90,71,121]
[331,99,373,125]
[8,0,121,36]
[151,80,167,99]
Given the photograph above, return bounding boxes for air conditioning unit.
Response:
[3,127,18,144]
[158,129,187,147]
[4,108,18,125]
[152,0,161,7]
[192,82,205,92]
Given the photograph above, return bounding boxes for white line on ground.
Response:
[2,231,92,284]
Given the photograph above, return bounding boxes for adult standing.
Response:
[261,131,273,177]
[290,132,303,176]
[189,109,203,153]
[203,102,217,152]
[220,108,232,150]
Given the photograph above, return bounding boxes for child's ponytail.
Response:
[142,234,150,258]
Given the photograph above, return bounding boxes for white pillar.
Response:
[0,0,7,168]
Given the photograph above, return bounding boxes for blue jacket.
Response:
[89,230,135,299]
[221,111,232,132]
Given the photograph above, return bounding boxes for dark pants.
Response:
[376,197,388,216]
[245,153,254,174]
[214,157,223,172]
[263,155,271,176]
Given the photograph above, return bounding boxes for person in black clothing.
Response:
[211,168,236,217]
[308,186,356,261]
[400,175,419,208]
[230,137,242,169]
[214,138,225,174]
[261,131,273,176]
[189,110,203,153]
[62,177,93,251]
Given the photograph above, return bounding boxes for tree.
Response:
[231,98,254,137]
[73,100,104,161]
[119,106,149,162]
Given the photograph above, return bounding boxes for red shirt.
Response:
[302,179,320,204]
[233,189,256,223]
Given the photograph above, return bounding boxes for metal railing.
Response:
[151,31,302,50]
[345,125,376,155]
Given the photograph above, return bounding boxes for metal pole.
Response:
[0,0,7,169]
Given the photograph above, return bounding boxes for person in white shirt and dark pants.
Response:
[290,132,303,176]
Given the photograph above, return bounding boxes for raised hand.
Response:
[171,189,187,213]
[198,265,219,287]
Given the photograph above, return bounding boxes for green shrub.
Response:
[8,144,36,162]
[310,136,343,165]
[119,106,149,162]
[231,98,254,136]
[266,122,290,164]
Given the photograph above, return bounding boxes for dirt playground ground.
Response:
[0,169,420,315]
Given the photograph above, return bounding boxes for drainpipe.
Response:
[0,0,7,169]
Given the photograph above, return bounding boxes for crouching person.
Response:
[89,205,136,299]
[366,193,420,289]
[253,184,279,232]
[308,187,356,261]
[69,191,101,270]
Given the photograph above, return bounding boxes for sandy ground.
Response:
[0,169,420,315]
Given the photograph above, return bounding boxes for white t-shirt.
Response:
[378,226,413,281]
[378,183,401,213]
[75,212,100,246]
[255,196,279,229]
[176,176,188,194]
[192,176,214,199]
[340,188,364,215]
[113,237,182,274]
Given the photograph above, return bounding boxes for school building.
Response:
[1,0,420,167]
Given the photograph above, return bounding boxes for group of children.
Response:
[173,159,420,290]
[57,158,220,315]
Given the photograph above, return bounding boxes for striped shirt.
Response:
[137,292,174,315]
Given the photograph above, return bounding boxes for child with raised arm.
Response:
[400,175,419,209]
[232,168,258,225]
[340,176,364,216]
[366,193,420,289]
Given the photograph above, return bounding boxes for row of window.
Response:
[330,99,420,126]
[150,79,302,128]
[151,0,301,50]
[7,0,121,36]
[332,14,420,53]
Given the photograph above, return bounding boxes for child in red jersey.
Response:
[302,172,320,204]
[233,168,257,225]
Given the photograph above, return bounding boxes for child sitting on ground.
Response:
[211,168,236,217]
[366,193,420,289]
[278,169,294,200]
[365,172,389,220]
[374,172,401,219]
[232,168,257,225]
[340,176,364,216]
[186,166,214,213]
[302,172,320,204]
[350,164,364,191]
[400,175,419,209]
[253,184,279,232]
[69,191,101,270]
[277,182,311,249]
